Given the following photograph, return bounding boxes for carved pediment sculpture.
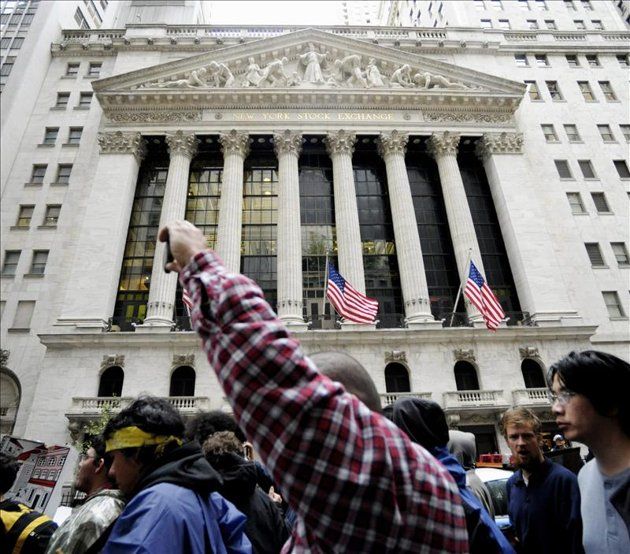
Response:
[141,60,235,89]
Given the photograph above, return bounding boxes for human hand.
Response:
[268,486,282,504]
[158,220,208,273]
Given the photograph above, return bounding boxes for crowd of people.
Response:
[1,220,628,553]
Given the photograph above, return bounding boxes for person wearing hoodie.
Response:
[389,397,515,554]
[101,396,251,553]
[203,431,289,554]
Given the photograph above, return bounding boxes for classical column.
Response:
[324,130,366,294]
[140,131,198,330]
[476,132,579,326]
[215,130,249,273]
[427,132,484,323]
[377,131,438,327]
[274,130,306,328]
[55,131,147,331]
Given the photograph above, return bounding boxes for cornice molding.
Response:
[97,131,147,162]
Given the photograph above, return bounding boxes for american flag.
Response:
[326,262,379,324]
[464,261,505,331]
[182,288,193,317]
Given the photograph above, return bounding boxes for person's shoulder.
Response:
[578,458,598,484]
[506,470,520,487]
[547,459,579,482]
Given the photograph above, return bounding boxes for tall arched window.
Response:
[521,359,546,388]
[98,366,124,397]
[454,361,480,391]
[385,363,410,392]
[170,366,196,397]
[0,370,21,435]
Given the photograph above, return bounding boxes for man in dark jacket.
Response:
[203,431,289,553]
[101,396,251,553]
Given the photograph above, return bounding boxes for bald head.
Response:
[311,351,382,413]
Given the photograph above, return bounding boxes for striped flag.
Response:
[182,288,193,317]
[464,261,505,331]
[326,262,378,324]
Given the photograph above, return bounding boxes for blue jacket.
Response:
[506,457,584,554]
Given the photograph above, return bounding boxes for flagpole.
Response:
[321,250,330,323]
[449,248,473,327]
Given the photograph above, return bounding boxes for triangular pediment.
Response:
[93,28,525,115]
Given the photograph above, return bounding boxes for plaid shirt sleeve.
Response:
[181,251,469,553]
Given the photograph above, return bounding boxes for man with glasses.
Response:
[500,407,583,554]
[548,350,630,554]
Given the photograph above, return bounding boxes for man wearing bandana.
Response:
[101,396,251,553]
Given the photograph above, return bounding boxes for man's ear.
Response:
[94,457,106,475]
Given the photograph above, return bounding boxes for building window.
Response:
[2,251,21,276]
[565,55,580,67]
[578,81,596,102]
[541,124,558,142]
[67,127,83,144]
[30,165,47,184]
[98,366,123,397]
[454,361,480,391]
[611,243,630,266]
[564,124,581,142]
[521,359,546,388]
[518,0,530,10]
[566,192,586,214]
[474,0,486,11]
[12,301,35,329]
[591,192,611,213]
[490,0,503,10]
[385,363,411,393]
[65,62,79,77]
[564,0,576,10]
[55,164,72,185]
[15,205,34,228]
[597,125,615,142]
[498,19,510,29]
[586,54,600,67]
[525,80,541,100]
[544,19,556,29]
[43,205,61,227]
[591,20,603,30]
[546,81,563,100]
[515,54,528,67]
[78,92,92,108]
[29,250,48,275]
[578,160,596,179]
[74,7,89,29]
[574,20,585,29]
[535,0,547,10]
[169,366,196,397]
[585,243,605,266]
[616,54,629,67]
[614,160,630,179]
[554,160,572,179]
[54,92,70,108]
[480,19,492,28]
[620,125,630,142]
[581,0,593,10]
[87,62,101,77]
[598,81,617,102]
[602,291,625,318]
[43,127,58,145]
[535,54,549,67]
[527,19,539,29]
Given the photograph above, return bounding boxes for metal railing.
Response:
[380,391,432,406]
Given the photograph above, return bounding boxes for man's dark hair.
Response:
[91,434,114,473]
[311,351,382,413]
[185,411,246,444]
[548,350,630,437]
[102,396,185,464]
[0,452,20,495]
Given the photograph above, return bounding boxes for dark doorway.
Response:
[521,359,546,388]
[98,366,124,397]
[385,362,411,392]
[170,366,196,397]
[454,361,480,391]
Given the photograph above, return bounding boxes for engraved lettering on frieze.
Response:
[519,347,540,360]
[101,354,125,370]
[173,354,195,368]
[453,349,475,363]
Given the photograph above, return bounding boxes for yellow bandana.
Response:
[105,425,183,455]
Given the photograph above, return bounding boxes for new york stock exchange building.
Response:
[1,19,629,455]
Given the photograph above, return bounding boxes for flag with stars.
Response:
[464,261,505,331]
[326,262,378,324]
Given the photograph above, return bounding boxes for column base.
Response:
[530,310,582,327]
[406,318,443,330]
[284,321,309,331]
[340,321,377,331]
[135,317,173,333]
[54,317,109,332]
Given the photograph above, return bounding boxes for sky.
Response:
[209,1,344,26]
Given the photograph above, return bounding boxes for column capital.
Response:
[273,130,303,157]
[219,130,250,158]
[324,130,357,156]
[476,132,524,159]
[377,131,408,158]
[97,131,147,163]
[165,131,199,158]
[427,131,460,158]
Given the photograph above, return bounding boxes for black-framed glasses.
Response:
[547,389,577,405]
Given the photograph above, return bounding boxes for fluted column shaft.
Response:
[378,132,435,325]
[143,132,198,328]
[215,131,249,273]
[324,131,366,294]
[274,131,306,326]
[428,132,484,320]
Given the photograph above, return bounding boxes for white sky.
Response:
[209,1,345,26]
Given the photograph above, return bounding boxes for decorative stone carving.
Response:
[242,57,263,87]
[366,58,385,88]
[424,111,512,124]
[390,64,413,88]
[0,349,8,370]
[476,132,524,159]
[324,130,357,156]
[332,54,368,88]
[101,354,125,370]
[219,130,250,157]
[412,71,472,90]
[165,131,199,158]
[273,130,302,157]
[97,131,147,162]
[453,348,475,363]
[259,57,289,87]
[106,111,202,123]
[173,354,195,368]
[208,61,235,87]
[67,421,82,443]
[299,43,328,84]
[145,67,208,88]
[385,350,407,363]
[377,130,408,158]
[427,131,460,158]
[446,413,461,428]
[519,346,540,360]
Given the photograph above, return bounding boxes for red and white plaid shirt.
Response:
[181,251,468,553]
